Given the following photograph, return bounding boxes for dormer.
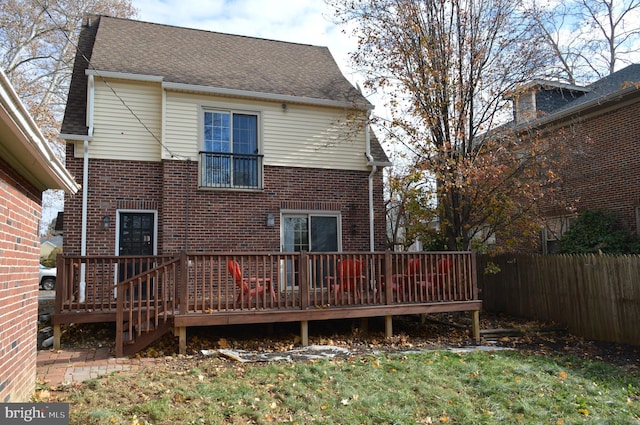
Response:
[507,80,590,124]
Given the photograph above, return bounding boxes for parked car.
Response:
[39,264,56,290]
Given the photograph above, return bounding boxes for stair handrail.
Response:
[115,256,180,357]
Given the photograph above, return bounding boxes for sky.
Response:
[134,0,365,93]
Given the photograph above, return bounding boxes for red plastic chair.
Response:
[429,258,453,283]
[389,257,454,301]
[394,258,429,301]
[437,258,453,274]
[329,259,365,303]
[227,260,276,306]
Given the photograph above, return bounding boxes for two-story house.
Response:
[507,65,640,253]
[56,16,482,355]
[60,15,390,261]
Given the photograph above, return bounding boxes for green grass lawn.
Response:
[47,349,639,424]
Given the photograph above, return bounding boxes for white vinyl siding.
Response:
[163,92,198,160]
[265,105,367,170]
[164,90,368,170]
[82,79,162,161]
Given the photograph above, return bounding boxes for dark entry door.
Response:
[119,212,155,256]
[117,212,156,297]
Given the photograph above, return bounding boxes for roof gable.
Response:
[85,16,367,105]
[61,15,371,132]
[61,16,389,165]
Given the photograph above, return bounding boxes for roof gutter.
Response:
[85,69,164,83]
[0,70,78,193]
[59,133,93,142]
[84,69,374,110]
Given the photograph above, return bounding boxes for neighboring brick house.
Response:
[507,65,640,253]
[60,16,389,263]
[0,70,77,401]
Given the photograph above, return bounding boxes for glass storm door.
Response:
[118,212,155,256]
[116,212,156,295]
[282,216,339,253]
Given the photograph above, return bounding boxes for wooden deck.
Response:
[52,251,482,356]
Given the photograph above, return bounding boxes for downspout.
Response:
[365,118,376,252]
[79,74,95,302]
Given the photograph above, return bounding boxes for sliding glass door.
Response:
[281,214,340,288]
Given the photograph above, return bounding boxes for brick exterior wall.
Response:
[541,98,640,233]
[64,145,163,256]
[64,144,386,256]
[0,157,42,402]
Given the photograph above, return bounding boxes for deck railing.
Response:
[56,251,477,315]
[55,254,177,316]
[55,251,478,356]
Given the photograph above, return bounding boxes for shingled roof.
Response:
[61,15,373,135]
[510,64,640,130]
[549,63,640,115]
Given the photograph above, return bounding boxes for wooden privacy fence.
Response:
[477,254,640,346]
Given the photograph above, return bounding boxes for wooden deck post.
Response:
[299,251,309,310]
[53,324,61,350]
[179,252,188,315]
[384,251,393,305]
[472,310,480,343]
[300,320,309,346]
[359,318,368,334]
[384,315,393,338]
[176,327,187,354]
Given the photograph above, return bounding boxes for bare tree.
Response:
[385,160,438,251]
[0,0,137,149]
[0,0,137,234]
[332,0,574,251]
[524,0,640,83]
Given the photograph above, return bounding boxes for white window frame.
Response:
[280,211,342,253]
[280,211,342,291]
[198,106,263,189]
[542,215,573,254]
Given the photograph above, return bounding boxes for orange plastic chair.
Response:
[329,259,365,303]
[227,260,276,305]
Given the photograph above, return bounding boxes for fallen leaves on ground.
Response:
[55,312,640,370]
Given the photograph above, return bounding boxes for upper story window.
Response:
[200,110,263,189]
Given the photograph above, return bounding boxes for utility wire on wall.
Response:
[37,0,196,255]
[35,0,189,161]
